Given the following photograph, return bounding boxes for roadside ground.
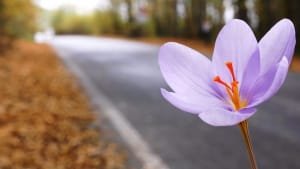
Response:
[0,40,127,169]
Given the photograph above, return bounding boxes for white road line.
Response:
[54,47,170,169]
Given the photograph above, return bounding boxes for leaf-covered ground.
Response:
[0,41,127,169]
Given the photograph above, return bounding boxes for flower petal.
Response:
[199,107,256,126]
[239,48,260,99]
[158,42,216,97]
[258,19,296,74]
[161,88,227,115]
[247,57,289,107]
[212,19,258,83]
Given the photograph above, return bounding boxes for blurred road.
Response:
[50,36,300,169]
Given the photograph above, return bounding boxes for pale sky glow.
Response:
[224,0,234,22]
[34,0,110,13]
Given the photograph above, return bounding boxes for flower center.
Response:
[213,62,247,111]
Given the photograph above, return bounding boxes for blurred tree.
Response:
[51,9,67,34]
[234,0,249,23]
[0,0,37,51]
[151,0,163,35]
[0,0,37,39]
[109,0,124,34]
[151,0,178,36]
[93,10,119,35]
[124,0,140,36]
[125,0,134,24]
[282,0,300,53]
[255,0,285,38]
[52,8,96,35]
[46,0,300,54]
[166,0,178,36]
[184,0,206,38]
[206,0,224,41]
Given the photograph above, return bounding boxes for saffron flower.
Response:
[159,18,296,169]
[159,19,296,126]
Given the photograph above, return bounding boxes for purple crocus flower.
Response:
[159,19,296,127]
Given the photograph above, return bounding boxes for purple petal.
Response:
[247,57,289,107]
[198,107,256,126]
[259,19,296,74]
[158,42,216,97]
[212,19,258,83]
[161,88,227,115]
[239,48,260,99]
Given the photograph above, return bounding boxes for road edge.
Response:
[52,46,170,169]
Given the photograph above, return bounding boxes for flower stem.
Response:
[239,120,258,169]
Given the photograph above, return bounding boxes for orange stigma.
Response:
[213,62,246,110]
[213,76,231,90]
[225,62,237,82]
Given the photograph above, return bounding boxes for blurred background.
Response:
[0,1,300,169]
[0,0,299,53]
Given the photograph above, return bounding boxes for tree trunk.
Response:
[184,0,206,38]
[234,0,249,23]
[283,0,300,53]
[166,0,178,36]
[125,0,134,24]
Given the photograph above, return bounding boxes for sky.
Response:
[34,0,110,13]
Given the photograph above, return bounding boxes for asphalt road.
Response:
[50,36,300,169]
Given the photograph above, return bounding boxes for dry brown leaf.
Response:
[0,40,127,169]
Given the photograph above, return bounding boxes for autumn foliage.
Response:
[0,41,127,169]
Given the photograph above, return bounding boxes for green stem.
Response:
[239,120,258,169]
